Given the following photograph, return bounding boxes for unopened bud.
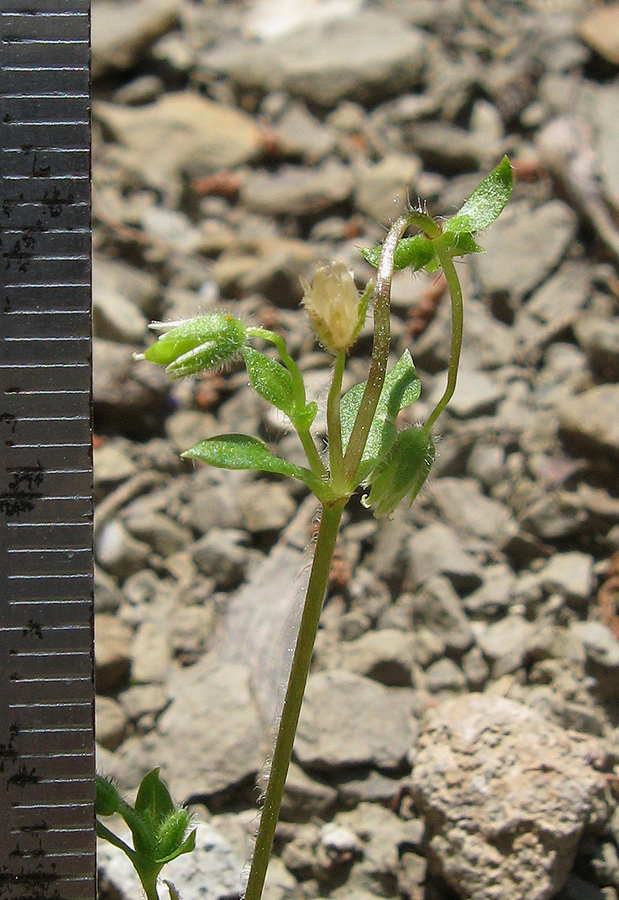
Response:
[301,262,366,353]
[138,314,247,378]
[363,425,435,518]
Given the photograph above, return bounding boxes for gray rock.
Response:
[575,315,619,382]
[473,200,577,317]
[191,528,249,589]
[569,621,619,668]
[559,385,619,460]
[237,481,296,534]
[405,524,483,593]
[95,614,132,693]
[95,93,262,192]
[130,619,173,684]
[93,254,159,314]
[241,160,354,217]
[93,282,148,345]
[201,12,425,107]
[94,441,138,491]
[423,657,466,693]
[93,339,168,425]
[275,101,337,164]
[526,262,590,326]
[92,0,180,77]
[463,564,516,617]
[281,762,337,823]
[539,552,594,605]
[408,121,486,173]
[182,480,243,534]
[295,670,417,772]
[340,629,414,686]
[123,510,193,558]
[589,80,619,212]
[95,695,128,750]
[434,367,503,419]
[427,478,515,545]
[97,821,244,900]
[410,577,474,655]
[354,154,421,224]
[153,659,267,801]
[412,694,610,900]
[95,520,151,580]
[118,683,170,728]
[476,614,537,677]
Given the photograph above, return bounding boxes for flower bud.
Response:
[139,314,247,378]
[363,425,435,518]
[301,262,365,353]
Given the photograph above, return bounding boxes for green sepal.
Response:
[143,314,247,378]
[341,350,422,482]
[241,346,295,415]
[155,826,197,865]
[154,809,196,862]
[363,425,435,518]
[292,400,318,432]
[182,434,326,496]
[95,774,123,817]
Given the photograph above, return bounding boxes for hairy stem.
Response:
[326,350,346,491]
[425,235,464,430]
[244,499,346,900]
[343,213,416,482]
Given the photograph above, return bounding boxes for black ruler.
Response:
[0,2,94,898]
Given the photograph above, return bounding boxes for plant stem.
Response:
[343,212,415,482]
[244,498,346,900]
[326,350,346,491]
[296,426,327,480]
[425,235,464,430]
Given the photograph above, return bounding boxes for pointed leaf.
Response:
[182,434,323,494]
[156,828,197,865]
[135,769,175,832]
[340,351,421,481]
[242,346,295,415]
[363,425,435,517]
[444,156,513,235]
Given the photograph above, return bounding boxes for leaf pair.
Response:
[360,156,513,273]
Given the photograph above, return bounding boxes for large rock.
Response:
[412,694,609,900]
[151,659,268,802]
[200,11,425,107]
[559,384,619,460]
[92,0,180,77]
[295,670,417,772]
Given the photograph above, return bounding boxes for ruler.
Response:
[0,2,94,898]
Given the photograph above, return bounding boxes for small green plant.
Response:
[98,158,512,900]
[96,769,196,900]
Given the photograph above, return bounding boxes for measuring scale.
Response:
[0,2,94,897]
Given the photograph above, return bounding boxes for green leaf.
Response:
[241,346,295,415]
[444,155,513,235]
[363,425,435,517]
[135,769,176,831]
[182,434,323,494]
[341,351,422,482]
[359,232,436,272]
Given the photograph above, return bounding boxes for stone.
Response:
[559,385,619,461]
[575,315,619,382]
[92,0,180,77]
[410,577,474,655]
[95,614,132,693]
[93,283,148,345]
[295,670,417,772]
[423,657,466,693]
[191,528,249,589]
[354,154,421,224]
[405,524,483,593]
[237,481,296,534]
[97,821,244,900]
[95,695,128,750]
[201,12,425,107]
[579,4,619,65]
[123,510,193,558]
[476,614,537,677]
[118,683,169,726]
[526,262,590,326]
[274,101,337,164]
[93,340,168,433]
[539,552,594,605]
[93,441,138,490]
[427,478,515,544]
[435,368,503,419]
[588,80,619,212]
[152,659,267,801]
[281,762,338,823]
[412,694,610,900]
[95,93,262,191]
[463,564,516,617]
[472,200,577,317]
[95,520,151,580]
[340,629,414,686]
[130,620,173,684]
[240,160,354,217]
[569,621,619,668]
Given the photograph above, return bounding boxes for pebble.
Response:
[91,0,180,77]
[241,160,354,217]
[191,527,249,589]
[340,628,414,686]
[295,670,417,772]
[95,615,133,693]
[539,552,594,605]
[405,524,483,593]
[95,695,128,750]
[559,385,619,460]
